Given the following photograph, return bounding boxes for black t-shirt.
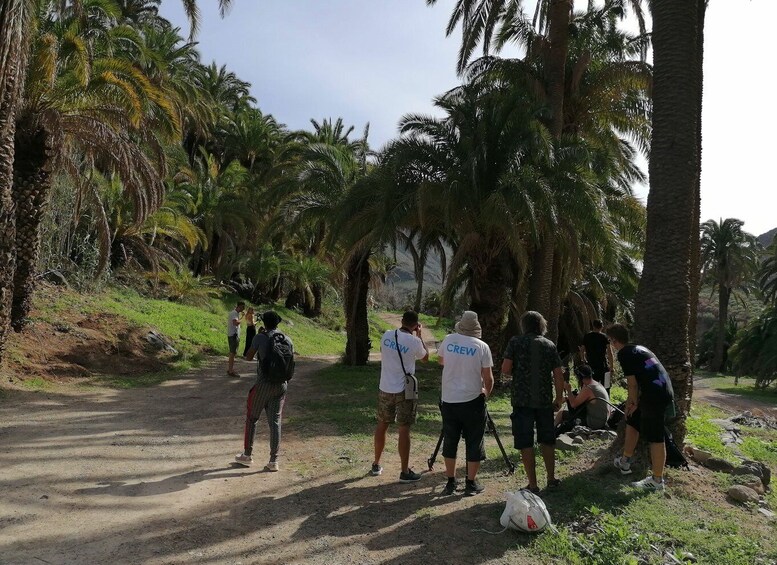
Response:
[617,345,674,405]
[582,331,610,372]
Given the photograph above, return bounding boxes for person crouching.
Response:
[438,311,494,496]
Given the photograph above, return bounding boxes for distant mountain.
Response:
[758,227,777,248]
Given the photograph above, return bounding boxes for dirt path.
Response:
[693,377,777,416]
[0,358,529,565]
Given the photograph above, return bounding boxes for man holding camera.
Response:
[226,301,245,377]
[438,311,494,496]
[372,311,428,482]
[502,311,565,494]
[554,364,611,429]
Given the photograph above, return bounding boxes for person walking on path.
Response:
[242,307,257,358]
[607,323,675,491]
[581,319,615,393]
[235,311,293,471]
[438,311,494,496]
[227,301,245,377]
[501,311,565,495]
[372,311,428,482]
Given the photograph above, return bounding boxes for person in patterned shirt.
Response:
[501,311,565,494]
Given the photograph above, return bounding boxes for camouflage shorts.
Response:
[377,391,417,426]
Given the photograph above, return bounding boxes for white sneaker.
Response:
[265,460,279,472]
[235,453,253,466]
[631,475,665,491]
[614,455,633,475]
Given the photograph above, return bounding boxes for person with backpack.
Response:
[371,311,428,482]
[235,310,295,471]
[607,323,675,491]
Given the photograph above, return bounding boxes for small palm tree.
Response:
[699,218,761,372]
[758,237,777,306]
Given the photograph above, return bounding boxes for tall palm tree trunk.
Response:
[0,0,31,359]
[344,250,371,366]
[688,0,707,381]
[527,0,571,334]
[11,117,53,330]
[469,251,509,368]
[635,0,705,443]
[711,285,731,372]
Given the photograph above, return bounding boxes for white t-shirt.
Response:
[227,310,240,337]
[439,333,493,403]
[379,329,427,393]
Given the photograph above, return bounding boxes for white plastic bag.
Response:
[499,490,552,534]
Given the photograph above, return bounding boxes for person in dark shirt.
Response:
[606,323,674,491]
[502,311,565,494]
[581,320,614,393]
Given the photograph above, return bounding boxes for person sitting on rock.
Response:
[554,364,611,429]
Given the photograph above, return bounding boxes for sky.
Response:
[159,0,777,237]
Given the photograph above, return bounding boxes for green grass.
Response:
[685,403,739,461]
[19,377,50,391]
[304,363,776,564]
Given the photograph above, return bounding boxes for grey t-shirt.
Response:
[584,380,611,429]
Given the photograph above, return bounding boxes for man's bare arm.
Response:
[481,367,494,397]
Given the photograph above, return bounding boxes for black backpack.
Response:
[262,332,295,384]
[664,427,690,469]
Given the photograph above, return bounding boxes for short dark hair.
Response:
[236,301,245,308]
[575,364,593,380]
[520,311,547,336]
[606,323,629,345]
[592,319,603,330]
[401,311,419,327]
[262,310,282,330]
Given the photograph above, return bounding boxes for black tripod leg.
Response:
[428,429,444,471]
[487,410,515,475]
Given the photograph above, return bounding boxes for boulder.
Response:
[732,473,766,495]
[758,508,775,520]
[710,418,740,432]
[703,457,736,473]
[685,446,713,465]
[728,485,760,504]
[555,434,581,452]
[739,460,771,487]
[571,436,585,445]
[145,331,178,354]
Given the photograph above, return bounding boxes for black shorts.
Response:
[512,406,555,449]
[228,335,239,354]
[626,402,667,443]
[441,395,487,462]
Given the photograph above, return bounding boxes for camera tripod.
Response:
[427,407,515,475]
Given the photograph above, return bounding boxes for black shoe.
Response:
[546,478,561,490]
[399,469,422,483]
[464,479,484,496]
[522,484,541,495]
[442,479,459,495]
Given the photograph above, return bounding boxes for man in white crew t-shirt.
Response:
[438,310,494,496]
[372,311,429,482]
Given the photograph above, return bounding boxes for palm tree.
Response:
[759,237,777,306]
[0,0,35,356]
[633,0,707,442]
[10,0,176,329]
[381,81,554,352]
[699,218,759,372]
[0,0,230,359]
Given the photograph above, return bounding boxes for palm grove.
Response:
[1,1,774,441]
